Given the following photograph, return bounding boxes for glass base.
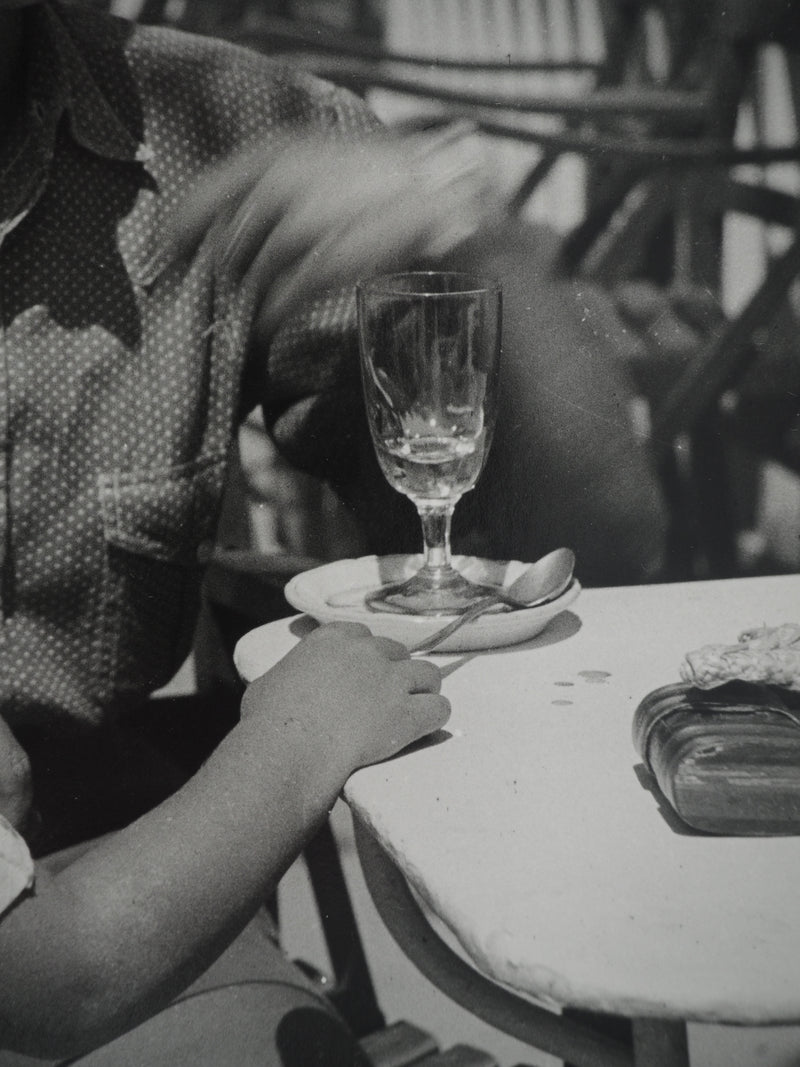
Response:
[365,567,496,617]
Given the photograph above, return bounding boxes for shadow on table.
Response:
[503,608,583,651]
[289,615,323,639]
[437,609,583,679]
[400,728,455,756]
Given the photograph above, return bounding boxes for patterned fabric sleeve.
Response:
[0,815,34,917]
[122,15,382,485]
[250,79,381,486]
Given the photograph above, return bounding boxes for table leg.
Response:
[354,820,634,1067]
[563,1011,633,1067]
[632,1019,690,1067]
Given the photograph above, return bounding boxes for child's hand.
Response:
[0,715,32,831]
[241,622,450,775]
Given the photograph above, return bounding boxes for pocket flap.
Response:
[98,454,227,564]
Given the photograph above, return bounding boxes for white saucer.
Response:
[282,553,580,653]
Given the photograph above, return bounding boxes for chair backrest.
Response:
[98,0,800,571]
[223,1,702,230]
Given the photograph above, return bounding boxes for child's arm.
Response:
[0,623,448,1060]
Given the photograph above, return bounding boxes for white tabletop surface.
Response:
[246,575,800,1025]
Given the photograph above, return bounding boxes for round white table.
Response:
[240,574,800,1067]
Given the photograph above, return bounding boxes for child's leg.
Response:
[0,906,364,1067]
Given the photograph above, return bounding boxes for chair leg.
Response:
[359,1024,505,1067]
[631,1019,689,1067]
[561,1009,633,1067]
[303,819,386,1037]
[657,418,740,581]
[688,415,739,578]
[658,448,698,581]
[421,1046,500,1066]
[358,1021,439,1066]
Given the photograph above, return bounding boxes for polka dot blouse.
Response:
[0,1,374,730]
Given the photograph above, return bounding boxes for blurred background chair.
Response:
[104,0,800,584]
[224,0,800,584]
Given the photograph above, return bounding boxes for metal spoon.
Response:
[409,547,576,654]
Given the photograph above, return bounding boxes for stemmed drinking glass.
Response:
[357,271,502,616]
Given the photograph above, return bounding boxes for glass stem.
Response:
[418,504,455,585]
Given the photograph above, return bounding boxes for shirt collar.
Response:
[31,1,148,165]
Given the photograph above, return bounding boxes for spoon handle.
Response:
[408,593,503,654]
[408,577,575,655]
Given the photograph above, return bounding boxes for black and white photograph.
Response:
[1,1,799,1064]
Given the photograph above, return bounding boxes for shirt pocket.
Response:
[97,454,227,697]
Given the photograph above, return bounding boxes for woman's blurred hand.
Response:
[160,123,504,341]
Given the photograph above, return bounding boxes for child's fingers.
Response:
[405,693,451,741]
[403,658,443,694]
[370,636,415,662]
[309,623,404,655]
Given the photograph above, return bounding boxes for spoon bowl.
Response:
[409,547,576,654]
[487,547,576,609]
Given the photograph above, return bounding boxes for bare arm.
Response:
[0,624,448,1059]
